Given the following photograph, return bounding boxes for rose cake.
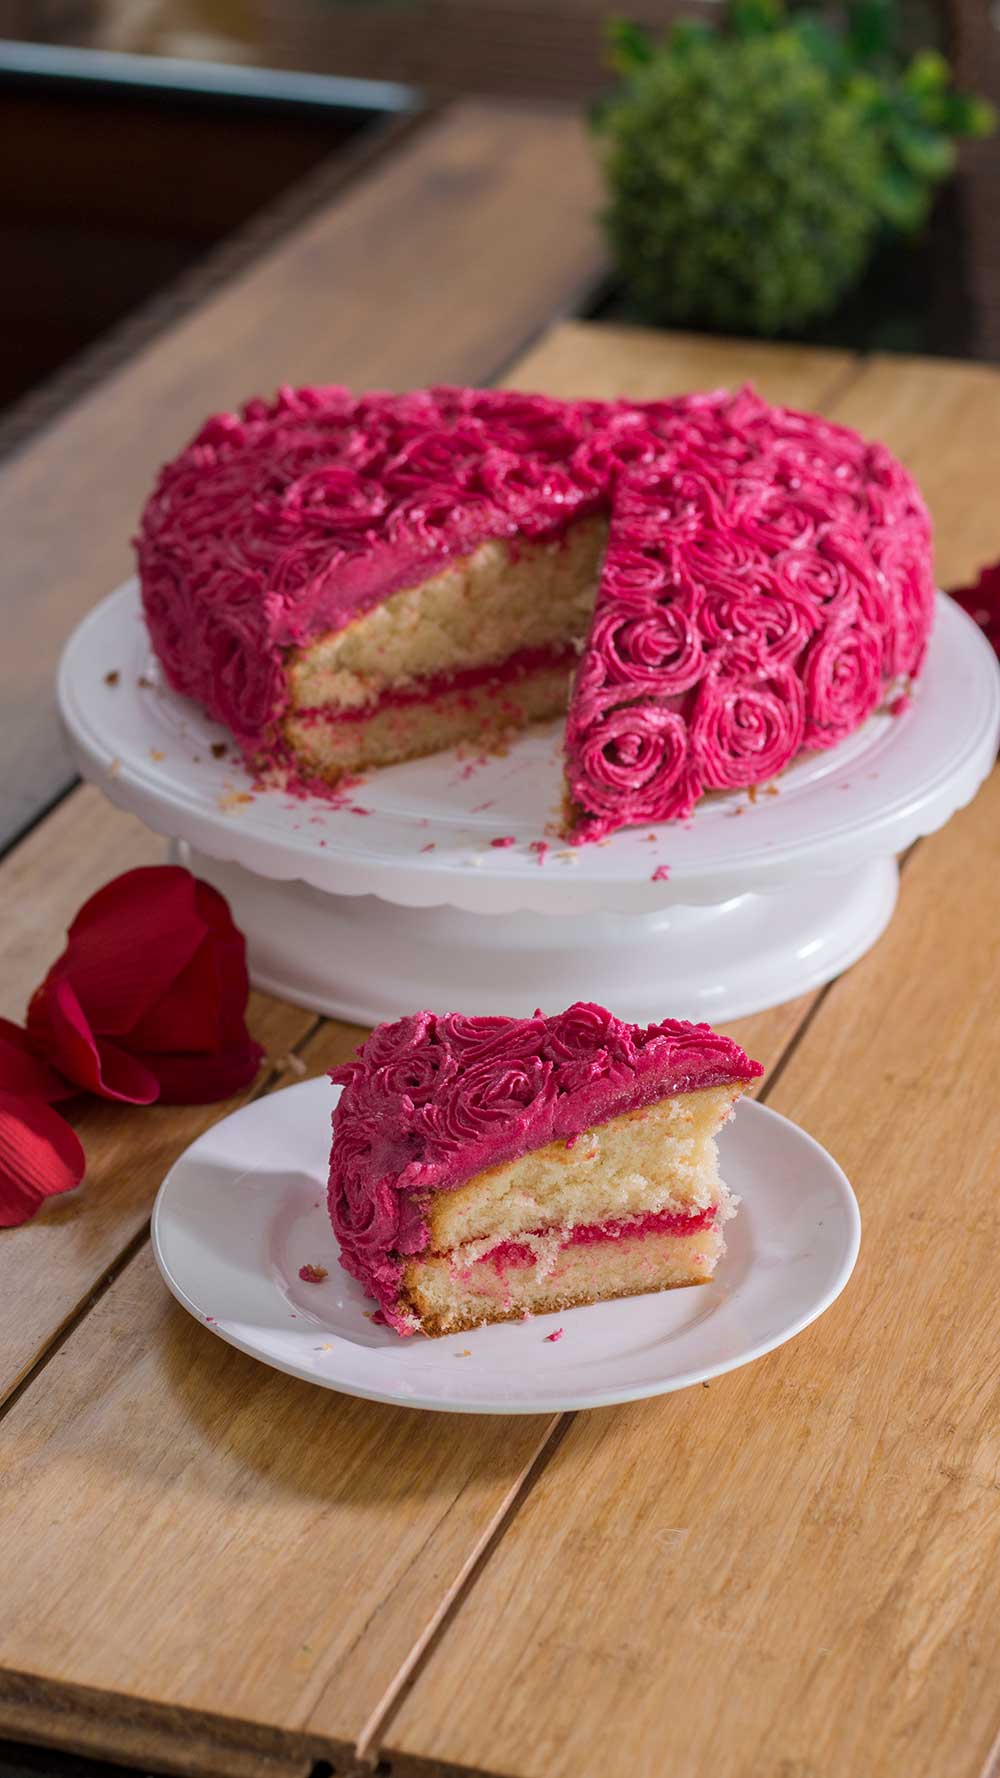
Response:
[328,1002,762,1335]
[137,383,934,841]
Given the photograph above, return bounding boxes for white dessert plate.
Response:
[151,1077,861,1413]
[60,583,999,913]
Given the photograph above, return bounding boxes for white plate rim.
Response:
[150,1079,861,1414]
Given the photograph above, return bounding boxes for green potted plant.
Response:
[594,0,995,337]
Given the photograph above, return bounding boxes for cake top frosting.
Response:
[137,381,934,841]
[328,1001,762,1331]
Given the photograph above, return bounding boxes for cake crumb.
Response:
[350,805,372,816]
[530,840,549,866]
[544,1328,564,1343]
[104,669,120,686]
[748,784,759,804]
[137,674,154,690]
[490,835,516,848]
[455,1348,472,1358]
[471,799,495,813]
[150,748,166,762]
[210,741,228,759]
[107,757,122,778]
[298,1263,328,1284]
[765,783,780,797]
[651,864,671,882]
[420,842,436,853]
[218,788,254,813]
[315,1343,333,1351]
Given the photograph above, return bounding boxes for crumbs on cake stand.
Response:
[544,1328,564,1343]
[298,1263,328,1284]
[490,835,516,848]
[651,864,671,883]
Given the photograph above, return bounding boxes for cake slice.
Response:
[328,1003,762,1335]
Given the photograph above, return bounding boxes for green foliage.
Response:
[595,4,995,335]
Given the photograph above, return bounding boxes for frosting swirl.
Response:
[136,381,934,836]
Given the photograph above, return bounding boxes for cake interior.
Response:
[283,518,606,780]
[400,1081,742,1336]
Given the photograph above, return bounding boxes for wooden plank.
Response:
[0,99,604,852]
[380,770,1000,1778]
[0,788,321,1409]
[380,353,1000,1778]
[506,318,858,407]
[0,1239,559,1778]
[819,352,1000,588]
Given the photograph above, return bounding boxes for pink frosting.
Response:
[136,383,934,838]
[327,1001,762,1332]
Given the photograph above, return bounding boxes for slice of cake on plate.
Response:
[328,1002,762,1335]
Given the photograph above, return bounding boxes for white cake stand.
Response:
[58,583,999,1024]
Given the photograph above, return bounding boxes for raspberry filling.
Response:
[293,640,578,725]
[473,1202,717,1272]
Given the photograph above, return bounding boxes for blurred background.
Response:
[1,0,998,423]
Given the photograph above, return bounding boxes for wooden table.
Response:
[2,96,1000,1778]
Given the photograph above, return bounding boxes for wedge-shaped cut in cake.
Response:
[328,1003,762,1336]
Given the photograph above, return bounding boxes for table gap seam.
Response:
[356,1413,575,1768]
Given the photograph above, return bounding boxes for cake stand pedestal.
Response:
[175,845,898,1025]
[60,585,999,1025]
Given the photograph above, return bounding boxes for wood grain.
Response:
[381,761,1000,1778]
[0,100,605,852]
[822,352,1000,588]
[0,1236,559,1778]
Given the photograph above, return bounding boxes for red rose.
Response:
[26,866,264,1106]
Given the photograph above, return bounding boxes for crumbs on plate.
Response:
[298,1263,328,1284]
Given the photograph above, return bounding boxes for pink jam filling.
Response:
[475,1202,717,1273]
[293,640,578,727]
[137,383,933,840]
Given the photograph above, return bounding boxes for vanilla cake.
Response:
[328,1003,762,1335]
[137,383,934,842]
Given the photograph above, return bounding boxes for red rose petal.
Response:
[40,866,208,1037]
[131,1037,264,1106]
[126,937,223,1055]
[0,1090,85,1227]
[0,1018,72,1102]
[31,979,160,1104]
